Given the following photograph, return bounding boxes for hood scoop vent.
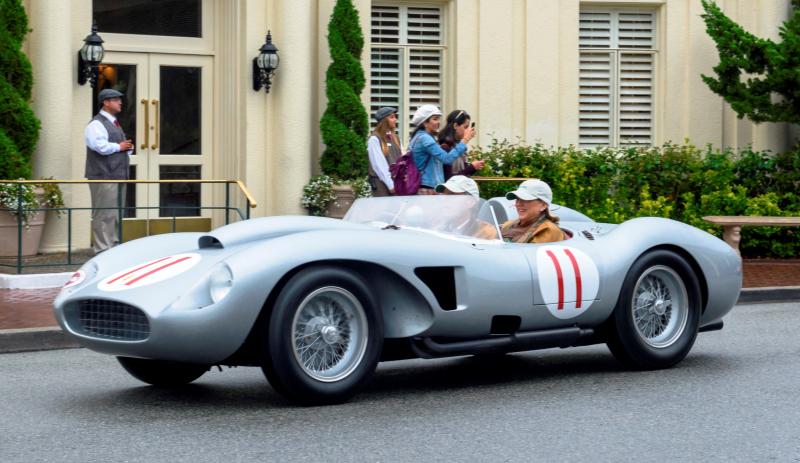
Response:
[198,235,223,249]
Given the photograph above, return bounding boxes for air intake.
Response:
[581,230,595,240]
[73,299,150,341]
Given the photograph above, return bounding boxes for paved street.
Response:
[1,302,799,462]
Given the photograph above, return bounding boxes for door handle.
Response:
[140,99,149,149]
[151,99,159,150]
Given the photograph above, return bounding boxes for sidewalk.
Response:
[0,258,798,353]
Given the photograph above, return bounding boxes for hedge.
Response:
[471,140,800,258]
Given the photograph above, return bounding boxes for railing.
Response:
[0,179,257,274]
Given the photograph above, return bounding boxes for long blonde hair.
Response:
[372,118,402,156]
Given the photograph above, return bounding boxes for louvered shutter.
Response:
[370,5,444,141]
[579,10,656,148]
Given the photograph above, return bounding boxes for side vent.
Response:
[198,236,224,249]
[491,315,521,334]
[414,267,457,311]
[581,230,595,240]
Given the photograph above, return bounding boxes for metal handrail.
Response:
[0,179,257,274]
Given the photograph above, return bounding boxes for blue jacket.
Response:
[410,131,467,188]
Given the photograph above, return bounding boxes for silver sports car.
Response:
[54,195,741,405]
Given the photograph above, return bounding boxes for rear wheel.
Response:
[117,357,208,386]
[606,250,701,369]
[261,266,383,405]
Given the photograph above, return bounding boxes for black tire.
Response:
[261,266,383,405]
[117,357,208,386]
[606,250,701,370]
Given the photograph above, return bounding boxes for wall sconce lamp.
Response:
[253,31,280,93]
[77,22,105,87]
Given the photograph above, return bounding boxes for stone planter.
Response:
[0,209,46,257]
[325,184,356,219]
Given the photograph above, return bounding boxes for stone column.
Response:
[28,0,81,252]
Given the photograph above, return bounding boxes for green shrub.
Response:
[0,0,39,181]
[472,140,800,258]
[319,0,369,180]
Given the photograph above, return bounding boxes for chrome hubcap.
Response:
[631,265,688,348]
[291,286,368,382]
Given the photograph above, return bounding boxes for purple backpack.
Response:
[390,136,430,196]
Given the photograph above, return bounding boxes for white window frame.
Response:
[370,3,447,143]
[579,7,658,148]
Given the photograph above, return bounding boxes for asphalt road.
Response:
[1,302,799,463]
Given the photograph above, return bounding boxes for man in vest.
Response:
[84,88,134,254]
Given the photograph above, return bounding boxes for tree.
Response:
[700,0,800,125]
[0,0,40,180]
[319,0,369,180]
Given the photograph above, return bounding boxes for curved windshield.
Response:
[344,195,502,241]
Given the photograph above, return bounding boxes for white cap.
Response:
[435,175,480,198]
[410,104,443,127]
[505,179,552,206]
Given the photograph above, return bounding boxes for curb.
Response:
[0,272,72,289]
[737,286,800,305]
[0,327,81,354]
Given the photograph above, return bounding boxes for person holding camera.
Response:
[84,88,133,254]
[438,109,485,181]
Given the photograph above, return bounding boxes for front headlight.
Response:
[208,263,234,304]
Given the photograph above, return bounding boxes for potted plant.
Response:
[0,0,54,256]
[306,0,370,218]
[0,180,64,256]
[301,174,371,217]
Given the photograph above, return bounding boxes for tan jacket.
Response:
[501,218,565,244]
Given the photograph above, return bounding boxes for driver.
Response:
[501,179,565,243]
[434,176,497,240]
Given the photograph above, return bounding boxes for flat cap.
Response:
[97,88,124,104]
[373,106,397,122]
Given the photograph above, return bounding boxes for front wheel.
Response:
[606,250,701,369]
[117,357,208,386]
[261,266,383,405]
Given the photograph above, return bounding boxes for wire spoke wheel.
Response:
[291,286,368,382]
[631,265,688,349]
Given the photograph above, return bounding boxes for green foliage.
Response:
[472,140,800,258]
[0,0,39,181]
[319,0,369,180]
[700,0,800,124]
[300,174,371,216]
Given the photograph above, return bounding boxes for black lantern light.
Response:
[253,31,280,93]
[77,21,105,87]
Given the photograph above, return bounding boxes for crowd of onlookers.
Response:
[366,105,564,244]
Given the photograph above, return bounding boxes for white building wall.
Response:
[16,0,795,253]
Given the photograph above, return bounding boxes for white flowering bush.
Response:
[301,175,337,216]
[0,180,65,226]
[350,177,372,199]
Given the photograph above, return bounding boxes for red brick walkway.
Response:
[0,259,797,331]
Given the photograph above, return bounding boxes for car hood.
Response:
[197,215,373,249]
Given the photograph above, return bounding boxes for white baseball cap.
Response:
[505,179,552,206]
[435,175,480,198]
[410,104,443,127]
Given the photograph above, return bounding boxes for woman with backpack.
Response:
[409,104,475,195]
[438,109,485,181]
[367,107,403,196]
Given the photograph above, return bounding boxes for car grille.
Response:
[75,299,150,341]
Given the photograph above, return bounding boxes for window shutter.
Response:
[617,12,654,49]
[408,48,442,132]
[406,7,442,45]
[370,48,403,129]
[579,51,614,147]
[579,11,612,49]
[371,6,400,44]
[618,52,653,146]
[579,9,656,148]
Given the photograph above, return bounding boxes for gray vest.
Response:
[85,114,130,180]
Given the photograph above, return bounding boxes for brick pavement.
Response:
[0,259,797,331]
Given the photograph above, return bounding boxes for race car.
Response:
[54,195,741,405]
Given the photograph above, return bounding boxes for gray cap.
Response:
[97,88,124,104]
[373,106,397,122]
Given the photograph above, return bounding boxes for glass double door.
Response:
[93,52,212,220]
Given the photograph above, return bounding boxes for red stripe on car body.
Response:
[124,256,192,286]
[564,248,583,308]
[545,250,564,309]
[107,256,172,284]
